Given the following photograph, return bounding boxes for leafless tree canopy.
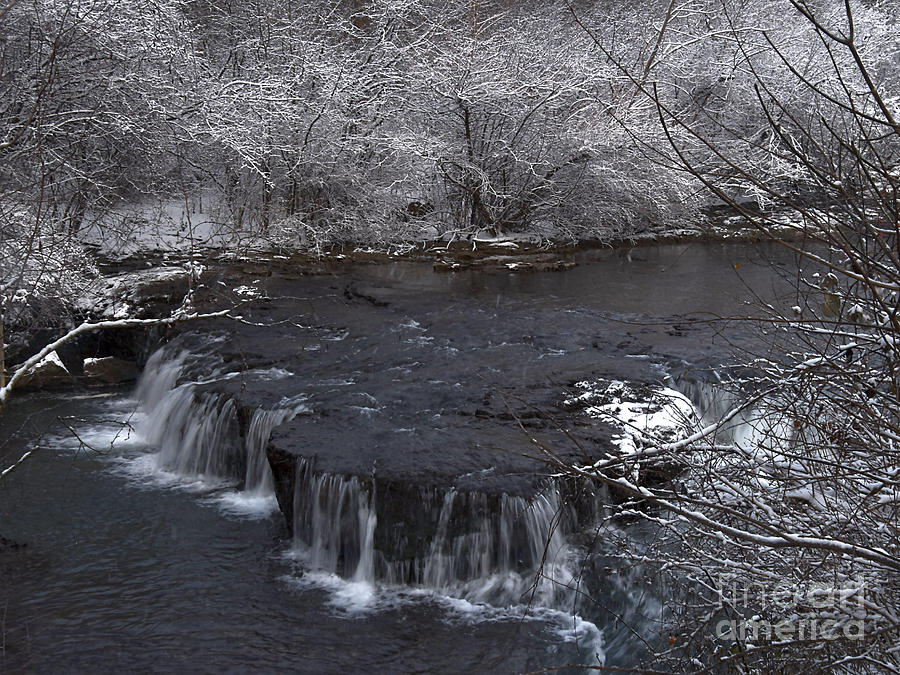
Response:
[2,0,900,668]
[540,0,900,670]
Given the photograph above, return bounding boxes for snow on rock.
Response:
[16,350,70,389]
[77,267,190,319]
[83,356,140,385]
[564,379,698,458]
[232,285,262,299]
[33,350,67,374]
[471,229,540,245]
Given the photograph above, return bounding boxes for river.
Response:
[0,242,798,672]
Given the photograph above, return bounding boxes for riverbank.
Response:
[91,202,811,282]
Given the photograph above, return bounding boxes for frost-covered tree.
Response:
[0,0,231,474]
[549,0,900,670]
[410,1,698,240]
[0,0,206,333]
[185,0,430,248]
[177,0,704,246]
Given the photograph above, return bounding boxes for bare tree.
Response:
[409,1,698,242]
[543,0,900,670]
[0,0,236,480]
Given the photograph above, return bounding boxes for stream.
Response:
[0,242,798,673]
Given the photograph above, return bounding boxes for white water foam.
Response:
[89,342,305,518]
[278,564,606,664]
[203,490,280,519]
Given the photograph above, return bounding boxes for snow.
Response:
[26,350,68,375]
[75,267,189,319]
[566,380,698,457]
[471,230,539,245]
[797,356,826,369]
[79,194,239,258]
[232,285,261,298]
[785,486,827,510]
[879,334,897,348]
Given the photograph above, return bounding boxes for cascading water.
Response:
[135,343,242,483]
[132,343,609,623]
[416,489,576,609]
[245,404,307,495]
[142,384,242,480]
[134,346,188,411]
[668,367,799,452]
[290,457,583,613]
[292,459,378,580]
[132,340,607,662]
[133,340,302,499]
[668,367,764,446]
[670,371,733,423]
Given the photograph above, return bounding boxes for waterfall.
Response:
[414,489,576,608]
[290,458,582,612]
[134,340,599,658]
[134,342,299,496]
[141,383,242,480]
[134,346,187,411]
[292,459,378,580]
[354,496,377,583]
[245,404,306,495]
[668,369,734,422]
[668,368,760,445]
[130,341,606,664]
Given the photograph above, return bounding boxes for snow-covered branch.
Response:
[0,310,231,412]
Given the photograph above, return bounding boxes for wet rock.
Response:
[0,534,27,551]
[83,356,140,385]
[83,266,191,320]
[267,445,301,531]
[343,282,391,307]
[433,256,578,274]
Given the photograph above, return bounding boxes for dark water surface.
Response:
[0,242,798,673]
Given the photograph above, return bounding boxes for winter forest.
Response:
[2,0,900,671]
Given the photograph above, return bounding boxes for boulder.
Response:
[83,356,140,385]
[16,350,71,389]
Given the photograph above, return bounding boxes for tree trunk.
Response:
[0,309,5,389]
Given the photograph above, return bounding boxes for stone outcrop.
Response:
[15,350,70,389]
[83,356,140,385]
